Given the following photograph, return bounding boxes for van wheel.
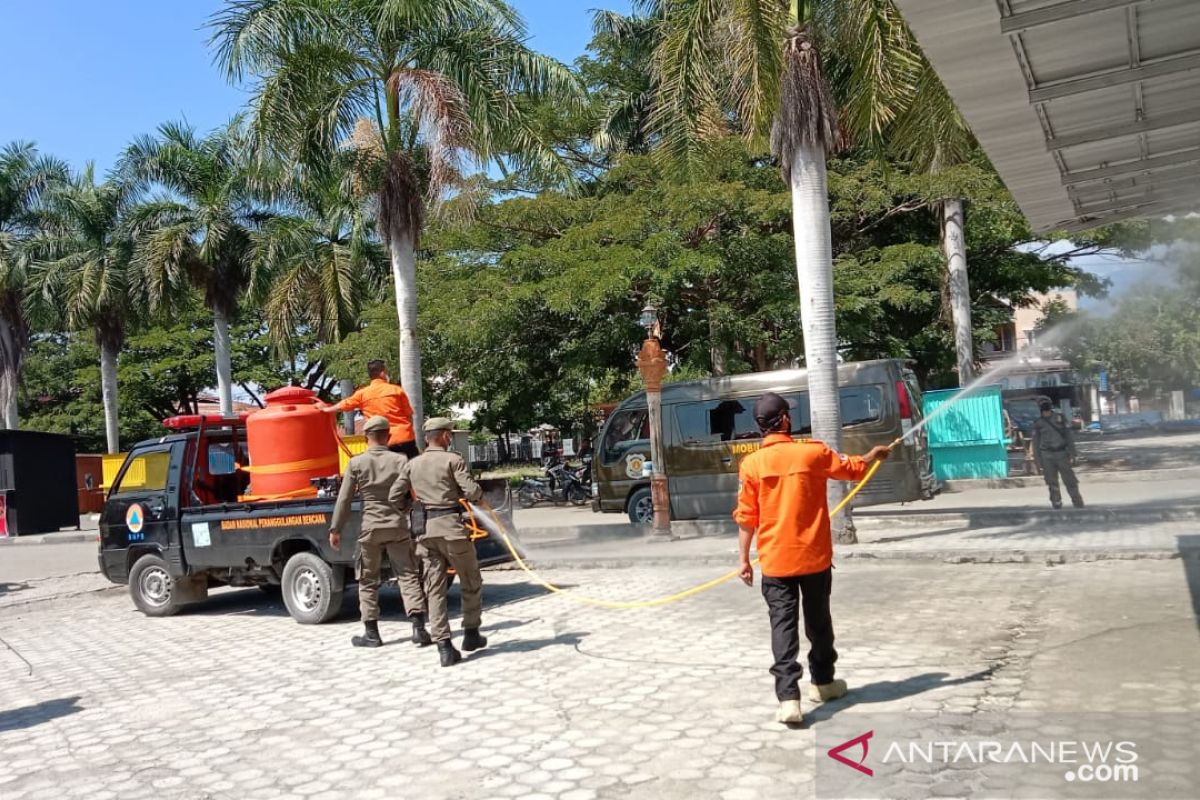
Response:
[129,554,182,617]
[627,487,654,525]
[281,552,343,624]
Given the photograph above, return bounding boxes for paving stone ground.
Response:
[1,557,1198,799]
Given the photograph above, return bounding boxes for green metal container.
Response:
[923,386,1009,480]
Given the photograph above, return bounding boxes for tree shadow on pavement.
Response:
[805,667,996,724]
[0,696,82,732]
[1177,536,1200,631]
[466,630,587,659]
[0,582,31,596]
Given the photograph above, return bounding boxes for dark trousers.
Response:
[760,569,837,701]
[389,441,419,459]
[1040,450,1083,507]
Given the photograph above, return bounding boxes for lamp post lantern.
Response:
[636,304,673,538]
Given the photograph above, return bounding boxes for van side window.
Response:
[786,394,813,435]
[602,409,649,463]
[841,386,884,426]
[676,399,760,443]
[111,451,171,496]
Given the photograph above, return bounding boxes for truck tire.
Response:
[281,552,343,624]
[627,486,654,525]
[129,554,183,617]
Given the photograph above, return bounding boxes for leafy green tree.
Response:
[1048,240,1200,398]
[0,142,68,428]
[118,119,267,417]
[28,166,137,452]
[210,0,584,435]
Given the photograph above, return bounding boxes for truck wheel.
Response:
[129,554,183,617]
[281,552,344,624]
[627,487,654,525]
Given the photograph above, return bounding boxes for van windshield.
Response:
[602,408,649,463]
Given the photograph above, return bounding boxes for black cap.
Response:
[1038,398,1054,412]
[754,392,790,432]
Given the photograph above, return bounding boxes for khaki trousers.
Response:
[417,535,483,641]
[356,528,426,622]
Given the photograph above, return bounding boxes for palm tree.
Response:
[589,5,663,155]
[119,120,267,416]
[651,0,920,540]
[889,64,978,385]
[209,0,583,436]
[249,160,388,358]
[28,166,136,453]
[0,142,69,429]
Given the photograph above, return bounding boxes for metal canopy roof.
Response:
[894,0,1200,232]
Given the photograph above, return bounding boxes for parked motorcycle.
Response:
[518,459,590,507]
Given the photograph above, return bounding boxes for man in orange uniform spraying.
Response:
[322,359,419,458]
[734,392,891,725]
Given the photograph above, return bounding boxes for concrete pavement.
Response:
[1,557,1197,799]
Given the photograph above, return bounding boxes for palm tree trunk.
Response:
[789,141,853,543]
[213,309,234,416]
[0,369,15,430]
[339,379,356,434]
[942,198,974,385]
[0,318,22,430]
[100,338,121,453]
[388,225,424,438]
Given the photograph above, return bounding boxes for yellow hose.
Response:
[465,458,885,610]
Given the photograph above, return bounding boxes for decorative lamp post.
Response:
[636,304,673,538]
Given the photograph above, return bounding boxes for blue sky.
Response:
[0,0,629,174]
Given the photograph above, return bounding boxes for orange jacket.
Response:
[733,434,868,577]
[340,379,415,445]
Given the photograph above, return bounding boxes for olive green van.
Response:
[593,359,937,524]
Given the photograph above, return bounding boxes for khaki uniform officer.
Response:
[1032,398,1084,509]
[329,415,431,648]
[399,417,485,667]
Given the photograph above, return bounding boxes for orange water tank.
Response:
[245,387,340,498]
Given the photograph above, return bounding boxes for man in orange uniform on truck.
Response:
[322,359,418,457]
[734,392,891,725]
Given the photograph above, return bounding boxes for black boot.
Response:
[410,613,432,647]
[461,627,488,652]
[352,620,383,648]
[438,639,462,667]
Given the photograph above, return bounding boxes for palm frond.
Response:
[387,68,473,199]
[649,0,727,174]
[817,0,923,154]
[727,0,787,147]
